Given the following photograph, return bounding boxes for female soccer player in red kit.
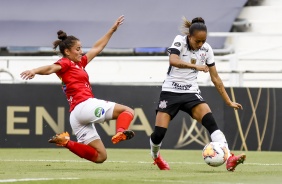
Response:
[20,15,135,163]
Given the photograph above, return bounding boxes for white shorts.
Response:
[70,98,115,144]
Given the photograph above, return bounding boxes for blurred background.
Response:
[1,0,281,87]
[0,0,282,151]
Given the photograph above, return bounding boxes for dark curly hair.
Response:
[53,30,79,56]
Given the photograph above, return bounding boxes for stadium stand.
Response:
[0,0,281,87]
[0,0,246,56]
[214,0,282,87]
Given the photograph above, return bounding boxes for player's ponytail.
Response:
[52,30,79,57]
[180,16,191,35]
[57,30,67,41]
[180,17,207,36]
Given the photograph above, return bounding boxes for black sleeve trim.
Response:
[206,62,215,67]
[167,48,180,56]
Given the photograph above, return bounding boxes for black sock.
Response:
[150,126,167,145]
[201,112,219,135]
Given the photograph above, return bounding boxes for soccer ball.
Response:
[202,142,228,167]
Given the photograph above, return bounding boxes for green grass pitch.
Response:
[0,148,281,184]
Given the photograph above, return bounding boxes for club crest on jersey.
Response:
[174,42,181,47]
[200,53,206,63]
[159,100,168,109]
[190,53,197,64]
[191,58,197,64]
[94,107,105,117]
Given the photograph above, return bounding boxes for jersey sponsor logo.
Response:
[159,100,168,109]
[94,107,105,117]
[174,42,181,47]
[172,82,192,90]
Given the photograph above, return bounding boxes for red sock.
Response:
[66,141,98,162]
[116,111,134,133]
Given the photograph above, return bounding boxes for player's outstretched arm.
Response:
[20,64,61,80]
[86,15,125,62]
[209,65,243,110]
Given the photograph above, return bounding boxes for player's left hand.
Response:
[112,15,125,32]
[229,101,243,110]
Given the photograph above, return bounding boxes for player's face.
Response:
[66,41,83,62]
[188,31,207,50]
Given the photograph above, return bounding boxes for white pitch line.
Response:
[0,159,281,166]
[0,159,88,163]
[0,178,79,183]
[121,179,245,184]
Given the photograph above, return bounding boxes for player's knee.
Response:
[94,154,107,163]
[125,107,134,117]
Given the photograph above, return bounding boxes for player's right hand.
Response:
[195,65,209,73]
[111,15,125,32]
[20,70,35,80]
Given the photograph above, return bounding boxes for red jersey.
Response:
[55,55,94,112]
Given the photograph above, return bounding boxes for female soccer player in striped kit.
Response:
[20,16,135,163]
[150,17,246,171]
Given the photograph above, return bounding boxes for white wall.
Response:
[0,56,170,85]
[1,55,281,88]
